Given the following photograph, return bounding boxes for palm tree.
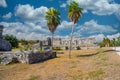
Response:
[68,1,83,58]
[45,8,60,50]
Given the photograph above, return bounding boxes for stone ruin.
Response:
[0,25,12,51]
[0,25,56,65]
[0,50,56,65]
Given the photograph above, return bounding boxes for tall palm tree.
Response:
[68,1,83,58]
[45,8,60,50]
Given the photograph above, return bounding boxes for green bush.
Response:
[3,34,18,48]
[53,47,62,50]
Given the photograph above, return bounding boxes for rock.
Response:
[0,53,18,65]
[0,50,56,65]
[0,38,12,51]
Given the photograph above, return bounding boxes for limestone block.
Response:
[0,39,12,51]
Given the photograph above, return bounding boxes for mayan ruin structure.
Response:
[40,37,99,50]
[0,25,12,51]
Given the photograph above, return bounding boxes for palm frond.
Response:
[68,1,83,24]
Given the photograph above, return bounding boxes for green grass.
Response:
[88,69,105,78]
[95,51,108,66]
[29,75,39,80]
[115,63,120,66]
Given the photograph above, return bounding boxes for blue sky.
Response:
[0,0,120,41]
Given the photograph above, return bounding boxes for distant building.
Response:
[40,37,99,50]
[39,37,51,46]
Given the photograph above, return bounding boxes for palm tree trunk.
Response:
[51,33,54,51]
[69,22,74,58]
[114,41,116,50]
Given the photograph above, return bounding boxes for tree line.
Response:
[99,36,120,47]
[3,34,39,48]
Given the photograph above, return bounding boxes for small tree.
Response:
[45,8,60,50]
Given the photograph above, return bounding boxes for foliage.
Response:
[19,39,39,46]
[45,8,60,34]
[116,36,120,46]
[19,39,29,45]
[99,36,120,47]
[45,8,60,50]
[53,47,62,51]
[68,1,83,24]
[3,34,18,48]
[20,45,32,51]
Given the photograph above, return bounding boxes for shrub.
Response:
[53,47,62,50]
[3,34,18,48]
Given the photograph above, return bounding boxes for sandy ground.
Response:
[0,47,120,80]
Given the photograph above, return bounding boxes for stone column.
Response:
[0,25,3,39]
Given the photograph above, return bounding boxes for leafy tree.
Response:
[116,36,120,46]
[99,38,115,47]
[45,8,60,50]
[68,1,83,58]
[19,39,28,45]
[3,34,18,48]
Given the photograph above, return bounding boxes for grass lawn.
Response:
[0,47,120,80]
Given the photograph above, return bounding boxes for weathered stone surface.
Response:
[0,52,18,65]
[0,38,12,51]
[0,50,56,65]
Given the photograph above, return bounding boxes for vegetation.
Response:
[19,39,39,46]
[68,1,83,58]
[29,75,39,80]
[3,34,18,48]
[53,47,62,51]
[88,69,105,78]
[99,36,120,47]
[116,36,120,46]
[45,8,60,50]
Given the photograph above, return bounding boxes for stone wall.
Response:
[40,37,98,50]
[0,25,3,39]
[0,39,12,51]
[0,50,56,65]
[0,25,12,51]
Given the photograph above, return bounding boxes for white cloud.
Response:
[0,21,50,40]
[89,34,105,42]
[60,3,67,8]
[56,20,73,35]
[2,12,12,19]
[57,20,72,30]
[115,7,120,20]
[89,33,120,42]
[0,0,7,8]
[107,33,120,40]
[15,4,48,22]
[68,0,120,17]
[76,20,117,35]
